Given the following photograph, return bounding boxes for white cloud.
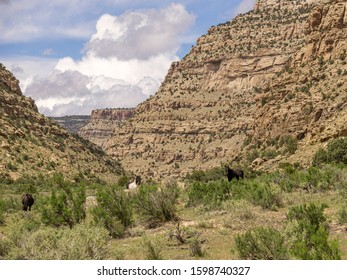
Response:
[86,3,195,60]
[1,57,58,92]
[26,70,149,116]
[55,53,177,84]
[15,4,195,116]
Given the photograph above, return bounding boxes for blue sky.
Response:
[0,0,255,116]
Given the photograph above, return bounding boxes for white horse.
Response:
[127,175,141,190]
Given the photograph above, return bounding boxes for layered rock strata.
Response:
[101,0,346,179]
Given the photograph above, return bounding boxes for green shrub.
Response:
[117,176,129,187]
[134,181,180,226]
[39,174,86,228]
[187,179,231,209]
[326,137,347,164]
[142,236,163,260]
[189,237,205,257]
[232,181,283,210]
[304,166,337,191]
[235,227,288,260]
[337,206,347,225]
[279,135,298,155]
[55,224,110,259]
[286,203,341,260]
[0,199,5,225]
[313,137,347,166]
[0,219,110,260]
[186,166,225,183]
[8,175,39,194]
[312,148,328,166]
[0,212,42,259]
[92,184,133,238]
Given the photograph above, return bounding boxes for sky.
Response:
[0,0,255,116]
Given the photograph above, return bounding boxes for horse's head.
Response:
[135,175,141,185]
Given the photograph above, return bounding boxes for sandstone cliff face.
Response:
[102,0,347,179]
[0,64,123,181]
[78,108,135,146]
[250,0,347,168]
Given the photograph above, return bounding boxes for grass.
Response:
[105,188,347,260]
[0,164,347,260]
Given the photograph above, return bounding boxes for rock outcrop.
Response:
[0,63,123,181]
[78,108,135,146]
[99,0,347,179]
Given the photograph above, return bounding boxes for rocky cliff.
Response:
[0,64,123,182]
[102,0,347,179]
[78,108,135,146]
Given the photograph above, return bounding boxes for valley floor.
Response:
[109,189,347,260]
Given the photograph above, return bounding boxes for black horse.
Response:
[225,166,244,181]
[22,193,34,211]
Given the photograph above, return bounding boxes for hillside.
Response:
[102,0,347,179]
[0,64,123,182]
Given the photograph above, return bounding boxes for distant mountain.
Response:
[51,115,90,134]
[0,63,123,182]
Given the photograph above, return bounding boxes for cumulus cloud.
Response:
[86,3,195,60]
[25,70,155,116]
[20,4,195,116]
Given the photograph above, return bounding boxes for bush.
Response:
[0,212,42,259]
[117,176,129,187]
[337,206,347,225]
[187,179,231,209]
[286,203,341,260]
[313,137,347,166]
[189,237,205,257]
[142,236,163,260]
[304,166,337,191]
[326,137,347,164]
[0,217,110,260]
[235,227,288,260]
[92,184,133,238]
[185,166,225,183]
[232,181,283,210]
[134,181,180,226]
[279,135,298,155]
[0,199,4,225]
[312,148,328,167]
[54,224,110,259]
[39,174,86,228]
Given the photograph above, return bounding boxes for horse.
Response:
[22,193,34,211]
[127,175,141,190]
[225,166,244,182]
